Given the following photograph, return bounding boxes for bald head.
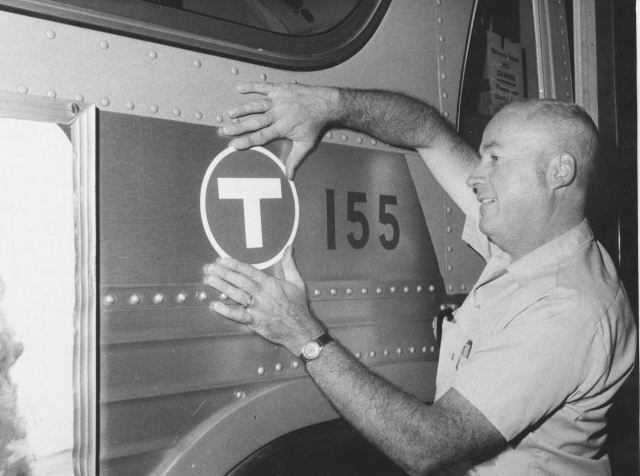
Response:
[499,99,599,190]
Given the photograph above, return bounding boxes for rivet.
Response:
[448,284,454,291]
[422,346,428,353]
[104,295,116,305]
[560,14,564,19]
[386,143,391,148]
[198,292,208,301]
[153,293,164,304]
[438,36,444,42]
[75,93,84,102]
[560,30,565,35]
[150,104,159,113]
[257,367,265,375]
[216,115,224,123]
[429,285,435,292]
[417,285,423,293]
[129,294,141,305]
[356,352,362,359]
[173,108,181,117]
[440,304,447,311]
[410,347,416,353]
[565,76,569,82]
[275,363,283,372]
[46,89,57,98]
[176,292,188,303]
[443,112,450,118]
[292,361,300,369]
[357,137,363,144]
[362,288,368,295]
[45,29,56,39]
[447,246,453,252]
[438,18,443,23]
[231,67,238,75]
[341,134,348,141]
[376,287,383,295]
[440,54,446,61]
[369,351,376,358]
[314,289,321,296]
[101,97,110,107]
[99,40,109,50]
[193,59,202,68]
[563,61,568,66]
[235,391,246,399]
[69,103,80,114]
[442,92,448,99]
[330,288,337,295]
[346,288,353,295]
[220,293,228,301]
[371,139,378,145]
[291,79,298,84]
[195,111,203,120]
[396,348,403,355]
[384,350,390,356]
[430,346,436,353]
[565,91,570,97]
[326,132,333,139]
[390,286,396,293]
[446,206,452,213]
[447,265,453,271]
[562,45,566,50]
[126,101,135,110]
[17,84,28,94]
[436,0,441,4]
[260,73,267,81]
[446,226,452,233]
[441,73,447,80]
[461,284,467,291]
[404,286,410,293]
[149,50,158,59]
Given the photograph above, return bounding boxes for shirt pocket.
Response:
[435,319,465,400]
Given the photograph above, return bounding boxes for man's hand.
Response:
[204,246,325,355]
[223,82,339,179]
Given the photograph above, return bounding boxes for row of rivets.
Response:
[257,360,301,375]
[435,0,452,120]
[104,291,210,306]
[325,132,390,149]
[355,345,435,359]
[311,285,433,297]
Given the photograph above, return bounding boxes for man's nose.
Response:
[466,161,487,190]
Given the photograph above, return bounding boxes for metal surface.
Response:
[531,0,574,100]
[98,111,444,474]
[573,0,598,125]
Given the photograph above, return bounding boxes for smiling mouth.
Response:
[480,198,496,204]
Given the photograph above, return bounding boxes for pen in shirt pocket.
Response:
[456,340,473,370]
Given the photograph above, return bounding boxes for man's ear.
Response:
[546,152,576,189]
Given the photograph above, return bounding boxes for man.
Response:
[204,83,637,475]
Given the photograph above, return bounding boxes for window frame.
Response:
[0,0,391,71]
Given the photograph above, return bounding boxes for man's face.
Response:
[467,108,552,257]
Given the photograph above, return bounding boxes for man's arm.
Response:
[204,248,507,475]
[223,82,479,216]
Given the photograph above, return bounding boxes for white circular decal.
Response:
[200,147,299,269]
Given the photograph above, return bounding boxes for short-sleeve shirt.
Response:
[435,204,637,475]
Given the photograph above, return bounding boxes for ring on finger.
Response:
[242,294,253,309]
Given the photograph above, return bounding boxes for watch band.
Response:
[299,333,333,365]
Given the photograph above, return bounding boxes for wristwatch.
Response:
[299,333,333,365]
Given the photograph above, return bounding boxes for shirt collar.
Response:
[505,219,594,287]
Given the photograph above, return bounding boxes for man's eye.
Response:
[491,155,499,162]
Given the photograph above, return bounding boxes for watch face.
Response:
[302,341,321,360]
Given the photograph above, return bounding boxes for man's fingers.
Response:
[281,246,304,288]
[216,257,267,284]
[204,274,252,306]
[227,98,274,120]
[205,261,260,295]
[286,141,314,180]
[236,82,275,96]
[212,301,256,326]
[229,127,280,150]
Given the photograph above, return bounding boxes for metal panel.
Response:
[98,111,444,473]
[532,0,574,100]
[573,0,599,125]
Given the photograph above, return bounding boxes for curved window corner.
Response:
[1,0,391,70]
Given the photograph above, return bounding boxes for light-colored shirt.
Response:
[435,206,637,475]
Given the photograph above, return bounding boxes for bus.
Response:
[0,0,635,474]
